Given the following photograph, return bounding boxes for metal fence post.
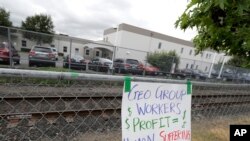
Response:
[69,39,72,70]
[7,27,13,68]
[110,46,116,75]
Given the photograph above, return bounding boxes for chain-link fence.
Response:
[0,68,250,141]
[1,25,250,84]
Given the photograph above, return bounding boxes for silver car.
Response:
[28,46,56,67]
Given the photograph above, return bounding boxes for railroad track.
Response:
[1,93,250,117]
[0,82,250,140]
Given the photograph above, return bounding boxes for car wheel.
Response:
[195,76,200,80]
[51,63,56,67]
[118,68,121,73]
[222,77,227,81]
[29,62,33,67]
[15,60,20,65]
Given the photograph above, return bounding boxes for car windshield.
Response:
[33,47,52,53]
[193,70,202,73]
[146,63,153,67]
[126,59,138,64]
[71,55,84,60]
[0,43,5,48]
[52,49,57,52]
[102,58,112,63]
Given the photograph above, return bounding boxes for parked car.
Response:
[63,54,87,70]
[0,42,20,65]
[220,69,237,81]
[172,69,208,80]
[89,57,112,72]
[192,69,208,80]
[142,63,160,75]
[113,58,143,74]
[51,48,58,60]
[239,73,250,83]
[28,46,56,67]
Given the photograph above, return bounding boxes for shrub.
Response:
[147,51,180,72]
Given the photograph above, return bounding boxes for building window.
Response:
[85,49,90,55]
[75,48,79,54]
[189,49,192,55]
[191,64,194,69]
[186,64,189,69]
[196,65,198,69]
[181,48,184,53]
[21,40,26,47]
[63,46,67,52]
[51,44,55,47]
[96,51,100,57]
[206,53,209,58]
[205,66,208,71]
[158,42,162,49]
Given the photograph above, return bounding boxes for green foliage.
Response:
[0,7,12,27]
[21,14,54,44]
[175,0,250,60]
[147,51,180,72]
[0,7,12,36]
[226,56,250,68]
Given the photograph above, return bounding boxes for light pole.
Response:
[208,52,217,78]
[110,26,119,74]
[218,56,226,79]
[143,32,153,76]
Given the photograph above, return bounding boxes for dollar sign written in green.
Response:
[128,107,132,116]
[125,118,130,129]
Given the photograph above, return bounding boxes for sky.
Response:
[0,0,197,41]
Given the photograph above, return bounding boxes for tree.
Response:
[0,7,12,36]
[175,0,250,60]
[226,56,250,68]
[147,51,180,72]
[0,7,12,27]
[21,14,54,44]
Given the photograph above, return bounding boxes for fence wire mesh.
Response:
[0,69,250,141]
[1,25,250,84]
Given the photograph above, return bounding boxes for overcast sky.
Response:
[0,0,197,41]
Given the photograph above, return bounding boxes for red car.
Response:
[142,63,160,75]
[0,42,20,65]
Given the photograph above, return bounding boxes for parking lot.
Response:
[1,49,250,84]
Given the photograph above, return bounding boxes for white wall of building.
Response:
[104,29,230,72]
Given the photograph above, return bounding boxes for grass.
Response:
[33,67,70,72]
[71,115,250,141]
[192,115,250,141]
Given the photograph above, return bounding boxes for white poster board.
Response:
[122,81,191,141]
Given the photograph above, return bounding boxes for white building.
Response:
[1,29,114,60]
[0,25,230,72]
[103,23,230,72]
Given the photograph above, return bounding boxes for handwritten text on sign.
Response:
[122,82,191,141]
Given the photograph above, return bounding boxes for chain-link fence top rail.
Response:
[1,25,250,84]
[0,69,250,141]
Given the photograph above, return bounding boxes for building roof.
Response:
[104,23,194,47]
[94,40,114,46]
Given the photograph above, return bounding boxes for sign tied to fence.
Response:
[122,81,192,141]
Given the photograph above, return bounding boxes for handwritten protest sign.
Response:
[122,81,191,141]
